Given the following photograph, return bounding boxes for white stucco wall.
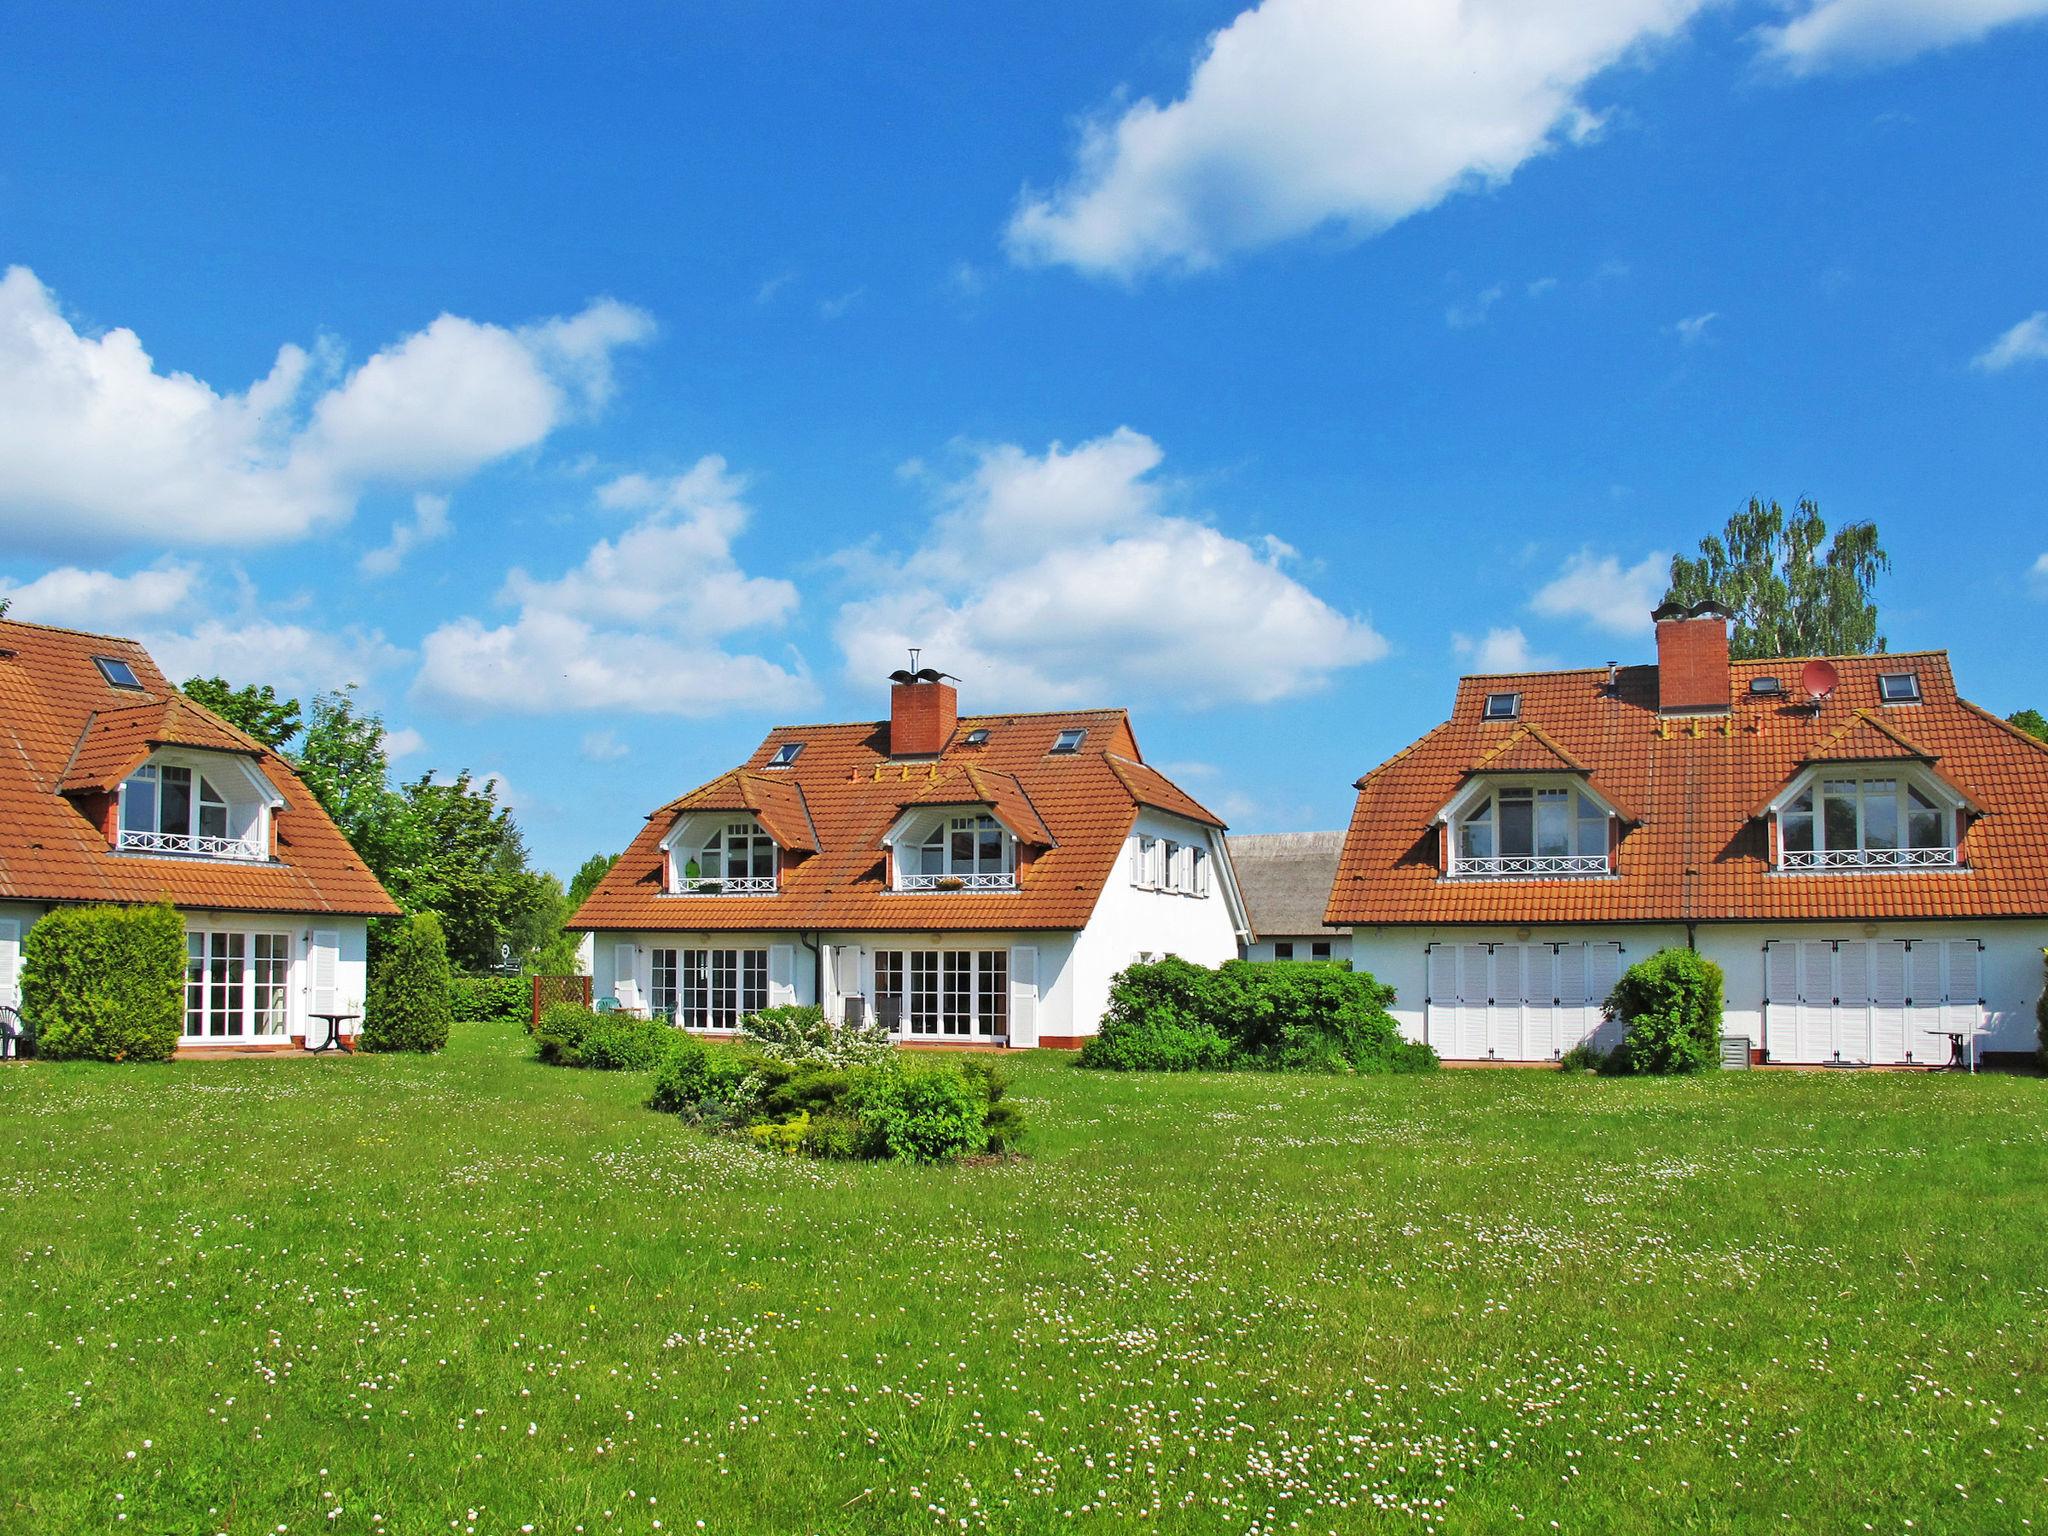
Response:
[1243,933,1352,965]
[1351,919,2048,1060]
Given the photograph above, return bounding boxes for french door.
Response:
[184,930,293,1040]
[874,949,1008,1040]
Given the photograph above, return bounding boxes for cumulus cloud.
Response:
[1672,311,1719,344]
[580,729,630,762]
[1004,0,1707,278]
[1757,0,2048,74]
[1972,312,2048,373]
[1529,550,1671,636]
[138,617,405,697]
[382,727,427,761]
[0,265,653,552]
[834,428,1385,708]
[360,493,453,577]
[2031,552,2048,596]
[413,458,811,716]
[1453,627,1554,673]
[0,560,199,628]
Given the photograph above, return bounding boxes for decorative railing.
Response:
[117,829,264,862]
[1779,847,1960,872]
[677,875,778,895]
[897,871,1019,892]
[1449,854,1611,880]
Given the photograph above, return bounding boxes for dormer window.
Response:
[1051,728,1086,754]
[93,655,142,690]
[1776,773,1958,871]
[765,742,804,768]
[117,761,264,860]
[1877,672,1921,704]
[1483,692,1520,721]
[897,813,1017,891]
[679,819,779,893]
[1450,786,1610,879]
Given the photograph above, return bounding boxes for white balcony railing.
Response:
[117,829,264,862]
[1449,854,1611,880]
[677,875,779,895]
[897,871,1019,892]
[1779,847,1961,873]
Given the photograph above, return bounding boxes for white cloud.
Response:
[1445,284,1506,329]
[0,265,653,551]
[580,729,630,762]
[1757,0,2048,74]
[382,727,427,761]
[413,458,811,717]
[139,617,404,696]
[835,428,1385,708]
[0,560,199,628]
[2031,552,2048,595]
[1004,0,1708,278]
[1529,550,1671,636]
[1972,312,2048,373]
[360,493,453,577]
[1672,311,1719,343]
[1453,626,1554,673]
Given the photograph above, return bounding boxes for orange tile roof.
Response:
[0,618,400,918]
[662,771,820,853]
[573,706,1223,933]
[1329,650,2048,927]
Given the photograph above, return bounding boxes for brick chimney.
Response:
[1653,600,1732,714]
[889,670,957,756]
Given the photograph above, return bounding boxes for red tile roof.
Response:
[1329,649,2048,926]
[661,770,820,853]
[572,707,1223,933]
[0,619,400,918]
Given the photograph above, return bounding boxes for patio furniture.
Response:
[0,1006,25,1061]
[306,1011,358,1053]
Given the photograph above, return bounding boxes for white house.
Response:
[571,669,1249,1046]
[0,619,398,1050]
[1228,832,1353,965]
[1330,602,2048,1066]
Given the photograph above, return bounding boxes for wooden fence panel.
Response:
[531,974,593,1028]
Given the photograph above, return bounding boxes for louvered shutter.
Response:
[1835,941,1872,1062]
[0,918,20,1010]
[1009,945,1039,1047]
[1870,942,1908,1063]
[613,942,640,1010]
[1940,941,1982,1062]
[1905,942,1947,1064]
[1424,946,1455,1052]
[310,929,339,1018]
[1556,942,1589,1052]
[1797,942,1835,1063]
[1456,944,1491,1060]
[1765,942,1798,1061]
[1522,946,1558,1060]
[767,945,797,1008]
[1585,943,1624,1051]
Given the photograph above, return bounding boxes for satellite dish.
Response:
[1801,659,1839,701]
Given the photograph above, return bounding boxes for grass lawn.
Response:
[4,1023,2046,1534]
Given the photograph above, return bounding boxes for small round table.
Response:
[306,1013,360,1053]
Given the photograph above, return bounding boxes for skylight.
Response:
[962,728,990,747]
[1878,672,1921,703]
[1050,728,1086,754]
[1482,692,1520,721]
[93,655,142,690]
[1749,676,1784,696]
[766,742,804,768]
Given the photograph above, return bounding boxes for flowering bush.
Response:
[739,1004,892,1067]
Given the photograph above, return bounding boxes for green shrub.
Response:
[748,1113,810,1155]
[799,1111,868,1160]
[1081,957,1438,1075]
[361,912,454,1053]
[577,1016,686,1071]
[1606,949,1724,1075]
[449,973,527,1023]
[848,1058,989,1163]
[20,901,185,1062]
[1557,1041,1608,1074]
[648,1038,768,1123]
[740,1004,892,1067]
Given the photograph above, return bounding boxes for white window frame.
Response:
[656,947,767,1030]
[1442,781,1613,880]
[895,812,1017,891]
[117,753,273,862]
[1771,765,1962,872]
[183,926,295,1041]
[873,948,1008,1040]
[1877,672,1921,704]
[664,815,780,895]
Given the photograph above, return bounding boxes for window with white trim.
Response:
[1162,839,1184,891]
[1451,786,1610,878]
[183,930,292,1038]
[874,949,1007,1038]
[904,814,1015,889]
[1133,834,1157,887]
[1189,844,1209,896]
[680,819,778,893]
[656,947,766,1029]
[1777,772,1957,871]
[119,762,261,860]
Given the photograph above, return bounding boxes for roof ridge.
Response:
[1816,708,1935,759]
[0,616,154,645]
[1957,698,2048,759]
[1102,752,1225,827]
[759,706,1131,733]
[1353,720,1456,789]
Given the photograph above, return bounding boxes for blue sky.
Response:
[3,0,2045,877]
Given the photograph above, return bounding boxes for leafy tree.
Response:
[2008,709,2048,745]
[567,852,619,910]
[1665,498,1889,660]
[384,771,557,973]
[295,688,409,884]
[362,911,453,1053]
[181,676,302,749]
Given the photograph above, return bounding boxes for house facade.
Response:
[1229,832,1352,965]
[0,619,399,1049]
[571,670,1248,1046]
[1329,603,2048,1066]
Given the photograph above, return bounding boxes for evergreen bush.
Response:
[1606,949,1724,1075]
[361,912,453,1053]
[20,902,185,1062]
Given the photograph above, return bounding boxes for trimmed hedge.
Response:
[1605,948,1724,1075]
[1080,957,1437,1074]
[648,1038,1022,1162]
[362,912,453,1053]
[449,973,527,1024]
[20,901,185,1062]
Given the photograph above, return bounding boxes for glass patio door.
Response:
[184,931,293,1039]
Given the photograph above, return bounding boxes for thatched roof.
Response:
[1227,831,1346,939]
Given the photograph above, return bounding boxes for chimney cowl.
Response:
[1654,603,1731,714]
[889,669,958,756]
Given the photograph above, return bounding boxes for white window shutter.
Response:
[1871,941,1908,1062]
[310,929,339,1015]
[768,945,797,1007]
[613,942,639,1009]
[1009,945,1038,1047]
[1424,945,1453,1051]
[1765,942,1797,1059]
[0,918,20,1009]
[1940,941,1981,1047]
[1585,943,1624,1050]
